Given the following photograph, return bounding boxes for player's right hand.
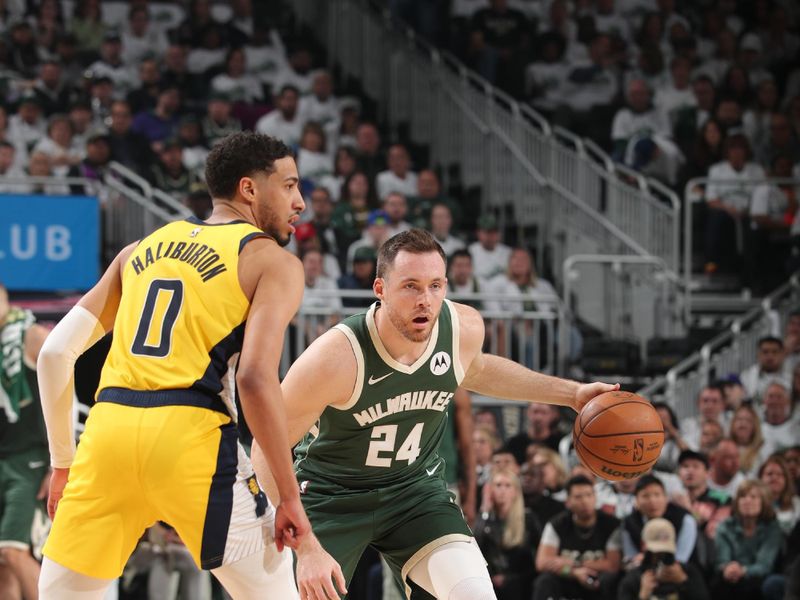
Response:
[296,535,348,600]
[47,467,69,519]
[274,496,311,552]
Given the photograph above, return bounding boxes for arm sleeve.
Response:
[675,514,698,563]
[714,522,733,570]
[606,526,622,552]
[749,185,770,216]
[540,522,560,549]
[37,306,105,468]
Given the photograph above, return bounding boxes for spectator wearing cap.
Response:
[7,93,46,155]
[147,138,200,202]
[297,70,340,140]
[737,32,772,88]
[107,100,152,173]
[618,518,709,600]
[131,83,181,148]
[121,6,168,66]
[296,122,333,186]
[68,131,111,195]
[201,91,241,148]
[713,480,784,600]
[679,385,730,452]
[375,143,418,202]
[345,209,391,273]
[704,134,765,275]
[87,31,137,94]
[255,85,303,149]
[708,439,746,498]
[32,114,83,176]
[740,336,791,402]
[676,449,732,538]
[430,203,466,257]
[337,246,377,309]
[760,380,798,457]
[468,214,511,280]
[126,58,162,115]
[174,115,208,178]
[210,47,265,105]
[382,192,413,238]
[32,60,71,117]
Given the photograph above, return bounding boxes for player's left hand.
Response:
[47,467,69,519]
[274,495,312,552]
[296,534,348,600]
[572,382,620,413]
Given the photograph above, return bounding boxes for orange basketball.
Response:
[573,391,665,481]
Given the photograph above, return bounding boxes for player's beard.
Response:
[256,202,291,247]
[385,302,436,343]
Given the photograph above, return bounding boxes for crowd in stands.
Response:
[391,0,800,292]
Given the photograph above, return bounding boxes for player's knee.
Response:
[448,577,497,600]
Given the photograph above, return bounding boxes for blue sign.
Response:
[0,194,100,291]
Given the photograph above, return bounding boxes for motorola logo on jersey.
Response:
[429,351,451,375]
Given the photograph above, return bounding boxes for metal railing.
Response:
[291,0,681,278]
[638,273,800,419]
[279,289,566,378]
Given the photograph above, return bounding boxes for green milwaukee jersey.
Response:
[0,308,47,457]
[294,299,465,488]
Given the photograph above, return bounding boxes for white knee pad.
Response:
[408,540,495,599]
[211,544,299,600]
[39,557,114,600]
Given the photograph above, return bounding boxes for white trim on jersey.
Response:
[365,302,440,375]
[330,324,365,411]
[444,299,465,385]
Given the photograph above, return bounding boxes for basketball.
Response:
[573,391,665,481]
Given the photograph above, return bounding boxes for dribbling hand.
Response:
[274,496,311,552]
[573,382,620,413]
[47,467,69,520]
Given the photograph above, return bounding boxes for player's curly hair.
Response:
[376,229,446,278]
[204,132,291,200]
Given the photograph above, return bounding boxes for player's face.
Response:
[377,250,446,343]
[253,156,305,247]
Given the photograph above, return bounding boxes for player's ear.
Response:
[238,176,256,204]
[373,277,384,300]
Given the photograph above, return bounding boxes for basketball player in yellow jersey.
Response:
[35,132,333,599]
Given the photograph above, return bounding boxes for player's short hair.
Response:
[205,132,292,200]
[376,228,446,279]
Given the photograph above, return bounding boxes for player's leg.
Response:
[38,557,114,600]
[211,541,297,599]
[406,540,495,600]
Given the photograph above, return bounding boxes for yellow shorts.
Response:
[44,401,271,579]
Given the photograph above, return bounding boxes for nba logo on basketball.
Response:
[633,438,644,462]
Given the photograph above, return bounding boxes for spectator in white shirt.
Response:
[297,70,340,141]
[121,5,168,65]
[299,248,342,342]
[468,214,512,280]
[0,141,26,193]
[375,143,418,201]
[296,122,333,186]
[761,380,799,458]
[740,336,791,402]
[7,94,47,156]
[655,56,696,133]
[447,250,487,308]
[255,85,302,148]
[271,46,315,95]
[680,385,730,451]
[611,78,670,160]
[430,203,466,257]
[32,113,83,176]
[525,31,568,115]
[210,47,265,104]
[704,134,765,273]
[382,192,413,238]
[88,31,137,94]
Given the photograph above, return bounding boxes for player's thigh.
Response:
[44,404,154,579]
[212,542,298,600]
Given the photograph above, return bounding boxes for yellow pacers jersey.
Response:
[97,217,268,417]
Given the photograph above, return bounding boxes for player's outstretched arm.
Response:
[37,242,134,518]
[454,302,618,412]
[237,241,309,551]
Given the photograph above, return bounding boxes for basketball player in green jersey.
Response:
[253,229,618,599]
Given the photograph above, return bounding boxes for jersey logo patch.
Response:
[426,462,441,476]
[429,351,451,376]
[189,227,202,237]
[368,372,393,385]
[299,480,310,494]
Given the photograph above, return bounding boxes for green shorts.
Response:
[298,469,472,597]
[0,447,49,549]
